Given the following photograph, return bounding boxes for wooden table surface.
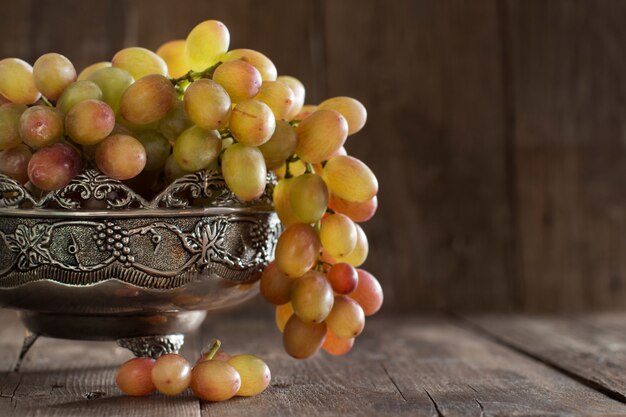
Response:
[2,309,626,416]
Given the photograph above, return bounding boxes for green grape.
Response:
[322,155,378,203]
[283,315,326,359]
[95,134,146,180]
[28,143,81,191]
[65,99,115,145]
[151,354,191,396]
[289,173,328,224]
[190,360,241,402]
[273,158,306,179]
[318,96,367,135]
[134,129,171,172]
[227,355,271,397]
[273,177,300,227]
[116,357,156,397]
[164,154,192,183]
[156,40,188,78]
[274,223,321,278]
[326,262,358,295]
[260,261,292,305]
[320,213,357,259]
[158,100,192,143]
[335,223,369,267]
[87,67,134,113]
[173,126,221,172]
[296,110,348,163]
[213,60,262,103]
[329,194,378,223]
[112,47,168,79]
[291,270,334,323]
[258,120,298,169]
[276,75,304,120]
[350,269,383,316]
[20,106,64,149]
[183,79,231,130]
[221,48,277,81]
[0,58,41,104]
[32,53,77,101]
[185,20,230,71]
[77,61,111,81]
[230,99,275,146]
[119,74,177,125]
[322,328,354,356]
[221,143,267,201]
[325,295,365,339]
[0,103,27,150]
[56,80,103,115]
[0,144,32,184]
[275,302,294,332]
[254,81,295,120]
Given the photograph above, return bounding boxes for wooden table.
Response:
[2,309,626,416]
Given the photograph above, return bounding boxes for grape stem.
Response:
[202,339,222,360]
[305,163,314,174]
[169,61,223,86]
[40,96,53,107]
[284,155,300,179]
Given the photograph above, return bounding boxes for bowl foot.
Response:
[116,334,185,358]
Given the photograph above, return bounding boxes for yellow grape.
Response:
[56,80,103,114]
[0,104,27,150]
[322,155,378,203]
[213,60,262,103]
[95,134,146,180]
[227,355,271,397]
[289,173,328,224]
[273,177,300,227]
[112,47,168,79]
[87,67,134,113]
[283,315,326,359]
[156,40,188,78]
[116,358,156,397]
[275,302,294,332]
[319,213,357,258]
[33,53,76,101]
[20,106,64,149]
[222,48,277,81]
[294,104,317,120]
[291,270,334,323]
[185,20,230,71]
[254,81,295,119]
[318,96,367,135]
[260,261,292,305]
[230,99,276,146]
[274,223,321,278]
[0,58,41,104]
[221,143,267,201]
[183,79,231,130]
[119,74,177,125]
[151,354,192,396]
[65,99,115,145]
[322,329,355,356]
[295,110,348,163]
[258,120,298,169]
[325,295,365,339]
[273,159,306,179]
[0,94,9,105]
[350,269,383,316]
[173,126,221,172]
[335,223,369,267]
[190,360,241,402]
[329,194,378,223]
[77,61,111,81]
[276,75,305,120]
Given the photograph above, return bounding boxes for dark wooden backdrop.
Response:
[1,0,624,312]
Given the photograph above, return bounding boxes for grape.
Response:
[295,110,348,163]
[19,106,64,149]
[275,302,294,332]
[350,269,383,316]
[0,103,27,150]
[151,354,192,396]
[291,270,334,323]
[190,360,241,402]
[274,223,321,278]
[33,53,77,101]
[156,40,188,78]
[119,74,177,125]
[159,100,192,143]
[283,315,326,359]
[322,155,378,203]
[254,81,295,119]
[0,94,9,105]
[134,130,171,172]
[87,67,134,113]
[0,144,32,184]
[230,99,276,146]
[185,20,230,71]
[227,355,271,397]
[112,47,168,79]
[0,58,40,104]
[276,75,304,120]
[329,194,378,223]
[56,80,104,116]
[164,154,192,183]
[116,357,156,397]
[318,97,367,135]
[65,99,115,145]
[95,134,146,180]
[260,261,292,305]
[213,60,262,103]
[77,61,111,81]
[293,104,317,120]
[335,223,369,267]
[325,295,365,339]
[198,350,231,364]
[320,213,357,258]
[322,329,355,356]
[221,143,267,201]
[272,177,300,227]
[258,120,298,169]
[173,126,221,172]
[28,143,81,191]
[273,158,306,179]
[289,173,328,224]
[221,49,277,81]
[183,79,231,130]
[326,263,358,295]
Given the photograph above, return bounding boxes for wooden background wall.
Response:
[1,0,625,313]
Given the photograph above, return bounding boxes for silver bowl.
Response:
[0,169,280,361]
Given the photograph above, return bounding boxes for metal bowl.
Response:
[0,169,280,359]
